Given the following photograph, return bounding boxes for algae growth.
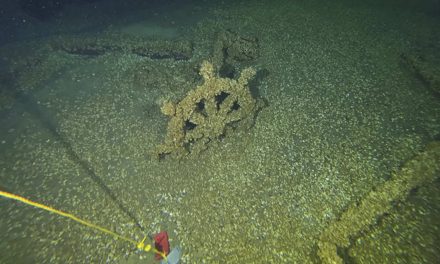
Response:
[1,0,440,263]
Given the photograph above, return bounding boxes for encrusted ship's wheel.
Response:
[184,88,253,143]
[155,61,259,159]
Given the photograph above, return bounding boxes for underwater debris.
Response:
[51,33,193,60]
[212,30,259,77]
[154,60,263,159]
[318,141,440,264]
[401,51,440,97]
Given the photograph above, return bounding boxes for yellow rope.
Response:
[0,190,167,259]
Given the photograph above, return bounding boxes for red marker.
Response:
[154,231,170,260]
